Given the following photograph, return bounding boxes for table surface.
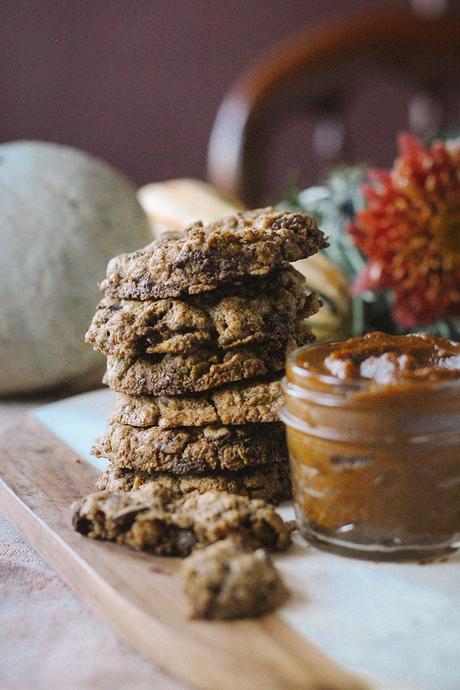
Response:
[0,397,186,690]
[4,394,460,690]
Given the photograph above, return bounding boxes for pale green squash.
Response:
[0,141,151,394]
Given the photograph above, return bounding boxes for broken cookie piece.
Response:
[71,487,293,556]
[182,538,289,619]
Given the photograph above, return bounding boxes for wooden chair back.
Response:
[208,9,460,205]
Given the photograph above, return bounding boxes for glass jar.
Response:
[280,333,460,560]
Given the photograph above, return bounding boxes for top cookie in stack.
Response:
[86,207,327,503]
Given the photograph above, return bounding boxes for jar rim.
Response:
[279,403,460,444]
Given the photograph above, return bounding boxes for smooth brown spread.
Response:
[283,332,460,557]
[296,332,460,385]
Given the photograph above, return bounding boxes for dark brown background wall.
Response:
[0,0,439,193]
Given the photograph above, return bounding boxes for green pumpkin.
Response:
[0,141,151,395]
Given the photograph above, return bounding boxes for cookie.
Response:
[103,326,313,396]
[87,296,211,358]
[71,487,293,555]
[87,268,319,357]
[100,208,327,300]
[92,421,287,474]
[182,539,288,619]
[96,463,292,504]
[110,377,283,428]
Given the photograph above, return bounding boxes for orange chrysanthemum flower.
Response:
[349,134,460,327]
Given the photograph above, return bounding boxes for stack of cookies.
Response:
[86,207,327,503]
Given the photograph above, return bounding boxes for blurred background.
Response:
[2,0,458,202]
[2,0,460,397]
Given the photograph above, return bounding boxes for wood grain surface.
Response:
[0,416,369,690]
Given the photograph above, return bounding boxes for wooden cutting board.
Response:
[0,415,368,690]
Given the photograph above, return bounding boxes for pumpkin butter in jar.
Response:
[281,332,460,559]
